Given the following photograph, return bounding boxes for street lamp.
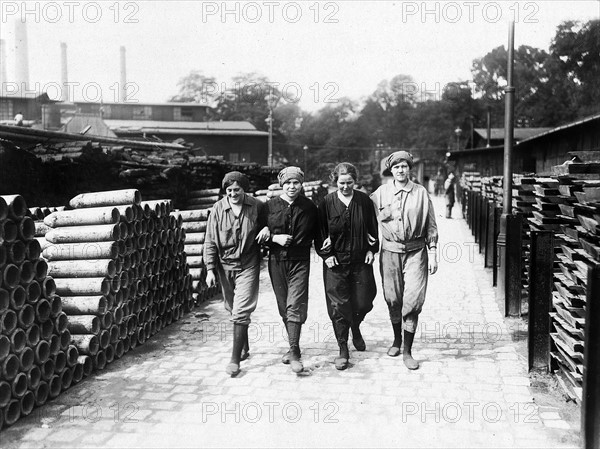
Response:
[266,92,281,167]
[303,145,309,177]
[454,127,462,151]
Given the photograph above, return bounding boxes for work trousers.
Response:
[323,262,376,343]
[268,257,310,324]
[216,263,260,326]
[379,248,428,333]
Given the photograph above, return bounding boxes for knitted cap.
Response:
[385,151,414,169]
[222,171,250,191]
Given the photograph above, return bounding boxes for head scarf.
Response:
[278,166,305,186]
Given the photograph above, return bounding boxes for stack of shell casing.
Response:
[40,189,192,372]
[185,188,221,211]
[1,194,85,430]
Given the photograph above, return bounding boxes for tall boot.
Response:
[351,313,366,351]
[286,321,303,373]
[226,323,248,376]
[334,321,350,371]
[403,330,419,370]
[281,319,291,364]
[387,322,403,357]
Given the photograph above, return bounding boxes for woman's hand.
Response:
[256,226,271,244]
[428,252,438,275]
[364,250,374,264]
[272,234,293,247]
[321,236,332,251]
[325,256,338,268]
[205,270,217,288]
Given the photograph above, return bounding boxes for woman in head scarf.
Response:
[257,167,318,373]
[370,151,438,370]
[315,163,379,370]
[204,171,270,376]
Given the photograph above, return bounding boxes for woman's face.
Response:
[282,179,302,201]
[391,161,411,184]
[225,181,245,205]
[337,173,355,197]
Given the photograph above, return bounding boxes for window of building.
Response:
[0,100,13,121]
[133,106,152,120]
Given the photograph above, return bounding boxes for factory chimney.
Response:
[14,20,30,95]
[60,42,69,102]
[119,46,127,102]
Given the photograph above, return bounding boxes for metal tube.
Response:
[503,21,515,215]
[69,189,141,209]
[44,207,120,228]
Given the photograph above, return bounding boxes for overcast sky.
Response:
[1,1,598,112]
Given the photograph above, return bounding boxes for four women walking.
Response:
[204,159,438,376]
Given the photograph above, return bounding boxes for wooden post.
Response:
[582,264,600,449]
[504,213,523,317]
[528,231,553,371]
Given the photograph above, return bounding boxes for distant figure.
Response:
[434,170,445,196]
[444,172,456,218]
[14,111,24,126]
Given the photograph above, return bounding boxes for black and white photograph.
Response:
[0,1,599,447]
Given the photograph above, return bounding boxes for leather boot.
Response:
[281,319,291,364]
[350,313,366,351]
[334,321,350,370]
[286,321,303,373]
[403,330,419,370]
[387,322,403,357]
[226,323,248,376]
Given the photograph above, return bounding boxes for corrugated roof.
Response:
[473,128,553,141]
[515,112,600,145]
[105,120,269,136]
[60,114,117,138]
[72,100,212,108]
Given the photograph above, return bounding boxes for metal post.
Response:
[582,264,600,449]
[497,21,516,303]
[485,201,495,267]
[267,107,273,167]
[492,205,502,286]
[528,231,553,371]
[479,197,487,254]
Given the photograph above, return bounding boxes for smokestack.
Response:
[60,42,69,102]
[486,106,492,148]
[14,20,30,94]
[119,46,127,102]
[0,39,7,91]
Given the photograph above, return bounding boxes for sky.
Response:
[0,1,599,112]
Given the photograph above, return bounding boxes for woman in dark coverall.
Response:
[371,151,438,370]
[204,171,270,377]
[316,163,379,370]
[257,166,318,374]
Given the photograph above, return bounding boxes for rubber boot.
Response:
[286,321,303,373]
[334,322,350,370]
[403,330,419,370]
[387,322,402,357]
[226,323,248,376]
[350,313,366,351]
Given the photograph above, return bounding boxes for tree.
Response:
[169,70,218,105]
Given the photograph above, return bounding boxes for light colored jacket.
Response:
[371,180,438,253]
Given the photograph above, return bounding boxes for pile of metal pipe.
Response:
[1,195,84,430]
[41,189,192,372]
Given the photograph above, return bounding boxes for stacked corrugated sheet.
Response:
[1,194,86,429]
[549,156,600,401]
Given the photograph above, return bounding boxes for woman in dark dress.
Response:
[316,163,379,370]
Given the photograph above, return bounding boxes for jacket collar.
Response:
[393,179,415,194]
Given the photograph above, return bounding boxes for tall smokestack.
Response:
[60,42,69,102]
[0,39,7,91]
[14,20,30,94]
[119,46,127,102]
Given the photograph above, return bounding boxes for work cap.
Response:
[385,151,414,169]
